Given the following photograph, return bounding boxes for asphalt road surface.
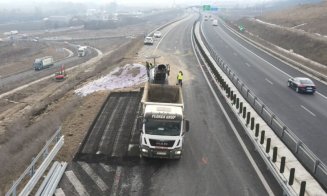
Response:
[201,17,327,164]
[58,13,282,196]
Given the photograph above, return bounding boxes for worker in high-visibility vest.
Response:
[177,71,183,87]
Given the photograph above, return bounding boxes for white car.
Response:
[153,31,162,38]
[144,36,154,45]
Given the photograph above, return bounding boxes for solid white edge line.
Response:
[300,105,316,117]
[192,23,274,196]
[219,20,327,101]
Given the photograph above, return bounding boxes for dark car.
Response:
[287,77,316,94]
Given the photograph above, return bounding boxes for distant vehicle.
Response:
[204,16,208,21]
[55,65,66,81]
[78,46,87,57]
[144,36,154,45]
[153,31,162,38]
[212,19,218,26]
[33,56,54,70]
[288,77,316,94]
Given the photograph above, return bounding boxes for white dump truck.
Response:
[33,56,54,70]
[139,83,189,159]
[78,46,87,57]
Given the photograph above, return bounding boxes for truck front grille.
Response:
[149,139,175,147]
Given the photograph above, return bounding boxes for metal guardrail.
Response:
[6,127,64,196]
[194,15,327,190]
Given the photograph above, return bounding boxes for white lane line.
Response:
[100,163,115,173]
[65,170,90,196]
[55,188,66,196]
[195,24,274,196]
[245,63,251,67]
[111,166,123,196]
[219,20,327,100]
[265,78,274,85]
[300,105,316,117]
[78,162,109,192]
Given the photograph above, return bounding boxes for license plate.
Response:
[156,151,167,155]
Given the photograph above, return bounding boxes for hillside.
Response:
[232,0,327,67]
[259,1,327,34]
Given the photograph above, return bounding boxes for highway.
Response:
[58,13,282,195]
[201,17,327,164]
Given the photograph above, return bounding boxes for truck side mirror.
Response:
[185,120,190,132]
[137,116,143,131]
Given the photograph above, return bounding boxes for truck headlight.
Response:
[175,150,181,155]
[142,148,148,153]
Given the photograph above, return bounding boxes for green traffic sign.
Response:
[203,5,211,11]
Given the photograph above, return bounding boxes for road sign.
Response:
[203,5,211,11]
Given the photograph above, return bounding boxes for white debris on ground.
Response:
[75,63,147,96]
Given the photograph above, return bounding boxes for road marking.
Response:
[78,162,109,192]
[111,166,123,196]
[265,78,274,85]
[218,20,327,101]
[245,63,251,67]
[65,170,90,196]
[100,163,115,173]
[193,26,274,196]
[55,188,66,196]
[300,105,316,117]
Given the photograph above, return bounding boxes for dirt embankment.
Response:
[237,17,327,66]
[259,1,327,35]
[0,37,144,194]
[0,41,68,77]
[232,1,327,67]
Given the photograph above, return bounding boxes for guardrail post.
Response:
[253,96,257,105]
[299,181,306,196]
[261,104,265,115]
[266,138,271,153]
[260,131,265,144]
[280,157,286,173]
[230,90,234,100]
[233,94,236,105]
[246,112,251,126]
[243,107,247,119]
[239,102,243,114]
[270,114,275,126]
[289,168,295,185]
[250,117,255,130]
[272,147,278,162]
[30,157,35,176]
[255,124,259,137]
[314,160,320,173]
[236,98,239,109]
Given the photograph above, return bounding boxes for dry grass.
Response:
[260,1,327,34]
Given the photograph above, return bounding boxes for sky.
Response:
[0,0,276,7]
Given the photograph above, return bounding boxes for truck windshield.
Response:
[145,119,181,136]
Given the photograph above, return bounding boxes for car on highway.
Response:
[153,31,162,38]
[144,36,154,45]
[287,77,316,94]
